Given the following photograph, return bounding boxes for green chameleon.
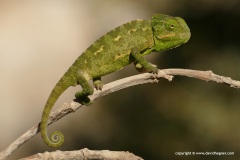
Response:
[40,14,191,148]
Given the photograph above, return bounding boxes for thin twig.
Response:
[0,68,239,160]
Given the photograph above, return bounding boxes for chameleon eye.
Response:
[166,24,174,31]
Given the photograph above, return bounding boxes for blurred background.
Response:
[0,0,240,159]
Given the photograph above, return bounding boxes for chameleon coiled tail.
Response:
[40,112,64,148]
[40,76,71,148]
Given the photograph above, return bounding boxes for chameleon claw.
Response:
[146,66,159,74]
[93,79,104,90]
[94,82,104,90]
[152,67,159,74]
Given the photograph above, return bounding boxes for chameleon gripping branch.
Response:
[40,14,191,148]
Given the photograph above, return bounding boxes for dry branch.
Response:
[0,68,239,160]
[20,148,143,160]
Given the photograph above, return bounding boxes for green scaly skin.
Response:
[40,14,191,148]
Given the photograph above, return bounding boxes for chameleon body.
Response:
[40,14,191,148]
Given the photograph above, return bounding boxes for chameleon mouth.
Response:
[180,31,191,43]
[157,31,191,43]
[158,33,176,39]
[156,24,191,42]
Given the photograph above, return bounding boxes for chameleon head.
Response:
[151,14,191,52]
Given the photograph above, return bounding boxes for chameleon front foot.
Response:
[147,66,159,74]
[134,62,158,74]
[144,62,158,74]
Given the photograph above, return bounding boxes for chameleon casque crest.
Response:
[40,14,191,148]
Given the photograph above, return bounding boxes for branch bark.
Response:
[20,148,143,160]
[0,68,239,160]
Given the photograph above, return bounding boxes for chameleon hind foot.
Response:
[75,90,93,106]
[74,96,93,106]
[93,77,104,90]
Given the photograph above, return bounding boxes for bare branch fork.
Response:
[1,68,240,160]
